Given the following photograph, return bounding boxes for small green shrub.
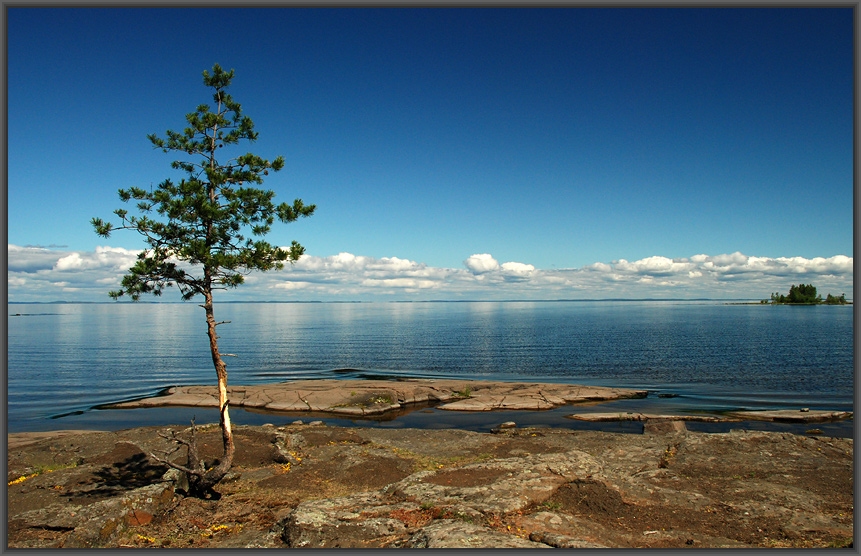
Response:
[454,386,472,399]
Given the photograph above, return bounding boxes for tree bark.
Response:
[183,289,235,498]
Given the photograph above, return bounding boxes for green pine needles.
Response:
[93,63,315,302]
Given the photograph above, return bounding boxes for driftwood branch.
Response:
[150,453,201,477]
[150,419,208,479]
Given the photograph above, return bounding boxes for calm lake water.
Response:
[7,301,855,435]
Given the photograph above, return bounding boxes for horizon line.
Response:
[9,298,794,305]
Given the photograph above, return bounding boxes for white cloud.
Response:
[586,262,612,272]
[8,245,68,273]
[54,246,139,272]
[465,255,534,280]
[612,256,693,276]
[360,278,438,290]
[273,281,311,290]
[54,253,85,270]
[710,251,749,267]
[464,253,500,274]
[695,252,854,278]
[7,244,855,302]
[376,256,416,272]
[500,261,535,274]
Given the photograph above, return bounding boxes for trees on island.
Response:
[824,293,849,305]
[768,284,848,305]
[92,64,315,498]
[771,283,820,304]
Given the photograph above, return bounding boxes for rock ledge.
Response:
[103,378,648,415]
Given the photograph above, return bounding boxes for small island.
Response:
[762,283,850,305]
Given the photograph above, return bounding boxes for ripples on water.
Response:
[7,301,853,432]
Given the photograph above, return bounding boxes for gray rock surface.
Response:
[407,520,549,548]
[7,423,854,548]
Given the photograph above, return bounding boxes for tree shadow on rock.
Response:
[68,453,169,501]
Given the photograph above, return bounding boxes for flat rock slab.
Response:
[568,413,734,423]
[725,409,853,423]
[570,410,853,424]
[103,379,648,415]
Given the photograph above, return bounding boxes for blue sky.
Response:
[7,7,855,301]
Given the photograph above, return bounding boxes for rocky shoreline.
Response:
[7,380,854,549]
[7,422,854,548]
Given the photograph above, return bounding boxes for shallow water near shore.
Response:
[8,300,854,434]
[42,397,854,439]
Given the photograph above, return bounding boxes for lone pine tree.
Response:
[92,64,315,497]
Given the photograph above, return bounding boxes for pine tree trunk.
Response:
[185,290,235,498]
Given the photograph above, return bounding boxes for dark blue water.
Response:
[7,301,854,434]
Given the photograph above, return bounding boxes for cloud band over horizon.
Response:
[7,244,854,303]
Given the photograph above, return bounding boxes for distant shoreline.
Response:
[725,301,854,305]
